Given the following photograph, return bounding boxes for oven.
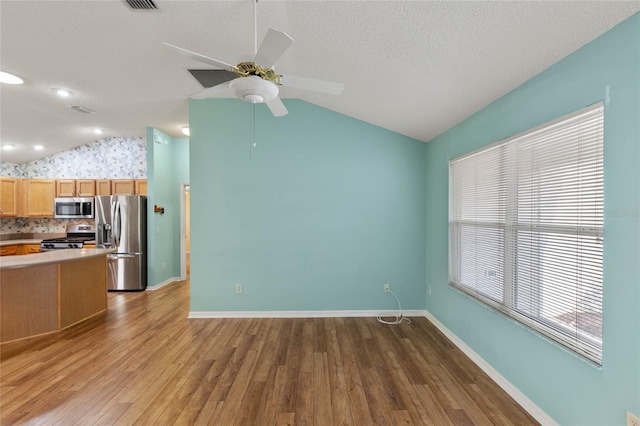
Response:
[40,224,96,251]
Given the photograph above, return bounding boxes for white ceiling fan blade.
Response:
[190,82,233,99]
[280,75,344,95]
[254,29,293,68]
[265,97,288,117]
[162,42,238,72]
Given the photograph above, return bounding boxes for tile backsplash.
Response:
[1,136,146,234]
[1,218,94,234]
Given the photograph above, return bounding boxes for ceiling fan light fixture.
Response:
[229,76,278,104]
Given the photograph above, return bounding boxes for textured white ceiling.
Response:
[1,1,639,164]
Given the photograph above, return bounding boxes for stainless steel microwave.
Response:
[54,197,94,219]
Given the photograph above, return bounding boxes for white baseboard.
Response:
[188,309,427,319]
[423,310,558,426]
[146,277,181,291]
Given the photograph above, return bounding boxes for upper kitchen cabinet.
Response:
[56,179,96,197]
[76,180,96,197]
[21,179,56,217]
[135,180,147,196]
[112,179,147,195]
[56,179,75,197]
[96,180,111,196]
[112,179,135,195]
[0,177,20,217]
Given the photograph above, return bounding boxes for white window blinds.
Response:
[449,103,604,364]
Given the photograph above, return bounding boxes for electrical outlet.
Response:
[428,286,432,296]
[236,284,243,294]
[383,283,390,293]
[628,412,640,426]
[162,262,166,270]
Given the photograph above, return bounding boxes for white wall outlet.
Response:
[236,284,243,294]
[383,283,390,293]
[428,286,432,296]
[162,262,166,270]
[628,411,640,426]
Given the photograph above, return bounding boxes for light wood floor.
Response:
[0,280,538,425]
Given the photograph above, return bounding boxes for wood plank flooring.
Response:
[0,281,539,425]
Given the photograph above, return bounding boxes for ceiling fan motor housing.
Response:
[229,76,279,104]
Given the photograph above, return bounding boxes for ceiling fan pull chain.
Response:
[250,102,256,159]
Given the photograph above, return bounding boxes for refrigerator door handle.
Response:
[113,200,121,248]
[110,200,118,247]
[107,253,137,259]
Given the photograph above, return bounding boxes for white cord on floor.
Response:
[377,289,411,325]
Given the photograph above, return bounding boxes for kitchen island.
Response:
[0,249,113,343]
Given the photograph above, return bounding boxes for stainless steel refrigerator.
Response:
[95,195,147,291]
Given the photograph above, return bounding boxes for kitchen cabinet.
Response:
[0,245,18,256]
[76,179,96,196]
[1,252,109,343]
[21,179,56,217]
[135,179,147,196]
[56,179,75,197]
[56,179,96,197]
[20,244,41,255]
[96,180,111,196]
[112,179,135,195]
[0,177,20,217]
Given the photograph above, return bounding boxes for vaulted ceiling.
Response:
[1,1,639,164]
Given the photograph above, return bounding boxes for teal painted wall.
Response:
[189,99,426,312]
[425,13,640,425]
[146,129,190,287]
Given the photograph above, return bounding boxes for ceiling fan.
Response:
[163,11,344,117]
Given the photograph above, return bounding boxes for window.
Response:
[449,103,604,364]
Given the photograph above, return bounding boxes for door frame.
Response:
[180,182,190,280]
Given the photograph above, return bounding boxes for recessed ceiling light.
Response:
[33,145,44,151]
[0,71,25,85]
[181,126,190,136]
[52,88,73,97]
[94,129,104,134]
[2,143,16,150]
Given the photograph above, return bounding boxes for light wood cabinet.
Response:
[56,179,96,197]
[0,177,20,217]
[96,180,112,196]
[20,244,41,255]
[111,179,146,195]
[56,179,76,197]
[0,245,18,256]
[1,177,145,218]
[0,254,108,343]
[112,179,135,195]
[76,180,96,197]
[22,179,56,217]
[135,179,147,196]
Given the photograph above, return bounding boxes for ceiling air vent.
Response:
[69,105,96,114]
[124,0,159,10]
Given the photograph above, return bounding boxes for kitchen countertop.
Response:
[0,248,115,270]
